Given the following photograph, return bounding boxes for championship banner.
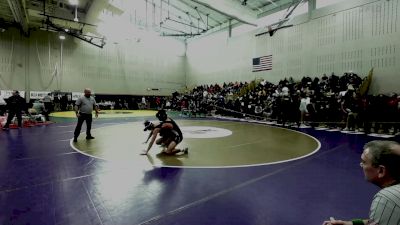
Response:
[30,91,51,99]
[1,90,26,99]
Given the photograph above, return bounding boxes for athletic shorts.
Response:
[162,130,182,144]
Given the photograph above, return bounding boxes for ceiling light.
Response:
[69,0,78,5]
[65,28,69,32]
[59,34,66,40]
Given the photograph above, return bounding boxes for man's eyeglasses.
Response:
[359,160,368,167]
[360,161,378,168]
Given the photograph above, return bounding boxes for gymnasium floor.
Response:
[1,112,399,225]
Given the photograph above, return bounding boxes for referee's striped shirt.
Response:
[369,184,400,225]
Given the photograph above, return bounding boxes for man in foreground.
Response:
[323,140,400,225]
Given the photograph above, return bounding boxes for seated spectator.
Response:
[172,71,372,132]
[254,103,263,119]
[32,100,45,114]
[29,100,46,121]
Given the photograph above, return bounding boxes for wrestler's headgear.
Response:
[156,109,167,121]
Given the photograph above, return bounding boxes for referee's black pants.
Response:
[74,113,92,138]
[3,110,22,128]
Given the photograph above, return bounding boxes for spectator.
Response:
[141,96,146,109]
[171,71,400,136]
[323,140,400,225]
[60,94,69,111]
[254,103,263,119]
[299,92,310,126]
[42,93,53,115]
[32,100,45,114]
[165,99,171,109]
[387,93,399,135]
[341,88,358,131]
[0,92,6,116]
[306,98,318,128]
[2,90,26,130]
[30,100,47,121]
[53,94,60,111]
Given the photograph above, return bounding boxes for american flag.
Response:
[252,55,272,72]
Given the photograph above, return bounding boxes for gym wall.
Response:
[0,29,186,96]
[186,0,400,94]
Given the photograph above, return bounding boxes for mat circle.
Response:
[71,120,320,168]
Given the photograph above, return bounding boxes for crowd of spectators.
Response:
[1,71,399,136]
[170,72,400,136]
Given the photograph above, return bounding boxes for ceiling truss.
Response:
[0,0,310,43]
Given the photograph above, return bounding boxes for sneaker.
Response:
[299,124,311,128]
[86,136,95,140]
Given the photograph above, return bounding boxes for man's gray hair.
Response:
[364,140,400,181]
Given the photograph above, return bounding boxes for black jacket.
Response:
[6,95,26,111]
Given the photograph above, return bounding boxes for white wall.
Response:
[0,29,185,96]
[186,30,256,86]
[1,0,399,96]
[186,0,400,94]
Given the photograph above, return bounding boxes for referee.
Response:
[73,88,99,142]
